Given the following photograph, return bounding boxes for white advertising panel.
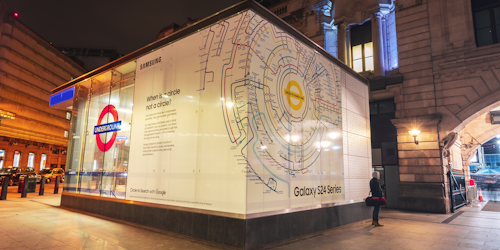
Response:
[126,10,358,214]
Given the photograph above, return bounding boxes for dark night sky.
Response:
[2,0,240,54]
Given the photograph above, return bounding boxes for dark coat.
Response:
[370,178,383,197]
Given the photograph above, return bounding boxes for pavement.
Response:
[1,186,500,250]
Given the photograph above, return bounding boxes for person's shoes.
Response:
[371,220,376,225]
[373,221,384,227]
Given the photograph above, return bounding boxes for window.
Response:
[379,101,395,113]
[40,154,47,170]
[28,153,35,168]
[472,0,500,47]
[369,103,378,115]
[0,149,4,169]
[369,100,395,115]
[13,151,20,167]
[470,152,478,163]
[351,21,373,72]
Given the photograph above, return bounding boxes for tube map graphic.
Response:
[127,10,345,214]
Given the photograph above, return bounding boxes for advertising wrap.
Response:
[125,10,347,214]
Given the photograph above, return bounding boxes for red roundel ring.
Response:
[96,104,119,152]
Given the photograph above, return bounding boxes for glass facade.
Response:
[56,9,370,215]
[64,62,135,199]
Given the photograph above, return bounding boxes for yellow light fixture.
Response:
[0,110,15,120]
[409,129,421,145]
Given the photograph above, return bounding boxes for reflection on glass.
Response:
[352,45,362,60]
[28,153,35,168]
[0,149,4,169]
[364,42,373,57]
[379,101,394,113]
[365,56,374,71]
[369,103,378,115]
[477,28,493,47]
[353,59,363,72]
[40,154,47,170]
[475,10,491,29]
[328,132,338,139]
[62,62,136,199]
[13,151,20,167]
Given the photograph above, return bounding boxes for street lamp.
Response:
[409,129,420,145]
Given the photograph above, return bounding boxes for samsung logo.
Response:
[140,57,161,70]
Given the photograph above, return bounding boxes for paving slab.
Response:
[2,185,500,250]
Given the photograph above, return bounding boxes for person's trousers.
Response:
[373,205,380,221]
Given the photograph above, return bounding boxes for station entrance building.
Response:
[50,1,373,249]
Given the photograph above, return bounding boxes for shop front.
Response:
[51,1,372,249]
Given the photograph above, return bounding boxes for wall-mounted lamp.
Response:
[409,129,421,145]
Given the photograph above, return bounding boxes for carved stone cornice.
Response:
[391,115,442,129]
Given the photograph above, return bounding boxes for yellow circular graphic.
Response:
[284,80,304,111]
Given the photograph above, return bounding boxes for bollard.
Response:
[18,176,25,193]
[21,176,29,198]
[54,176,60,194]
[0,176,9,200]
[39,176,45,195]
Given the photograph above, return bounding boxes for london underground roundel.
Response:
[94,105,121,152]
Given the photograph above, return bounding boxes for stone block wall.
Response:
[0,2,86,151]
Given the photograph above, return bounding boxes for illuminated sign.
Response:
[95,105,121,152]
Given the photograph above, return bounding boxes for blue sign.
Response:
[50,86,75,107]
[94,121,122,135]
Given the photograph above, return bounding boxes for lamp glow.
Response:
[226,102,234,107]
[409,129,420,137]
[409,129,420,144]
[328,132,338,139]
[291,135,299,142]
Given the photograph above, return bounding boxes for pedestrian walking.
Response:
[370,171,384,226]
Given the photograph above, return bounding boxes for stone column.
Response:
[336,22,347,65]
[391,115,449,213]
[372,12,385,77]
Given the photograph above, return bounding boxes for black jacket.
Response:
[370,178,383,197]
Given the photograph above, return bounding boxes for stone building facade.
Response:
[0,2,87,171]
[260,0,500,213]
